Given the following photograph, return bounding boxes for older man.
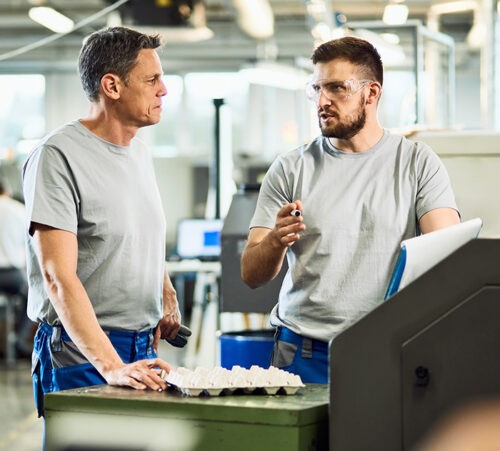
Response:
[23,27,179,416]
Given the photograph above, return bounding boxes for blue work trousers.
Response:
[271,326,329,384]
[31,322,156,417]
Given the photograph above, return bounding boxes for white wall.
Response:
[44,72,89,130]
[152,157,194,246]
[412,131,500,237]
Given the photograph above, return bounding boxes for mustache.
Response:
[318,107,338,118]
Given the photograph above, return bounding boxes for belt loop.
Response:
[51,326,62,352]
[147,331,154,355]
[274,326,281,343]
[301,337,313,359]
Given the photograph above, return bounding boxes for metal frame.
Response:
[347,19,455,127]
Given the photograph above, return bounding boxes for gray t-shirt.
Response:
[250,131,458,342]
[22,120,166,331]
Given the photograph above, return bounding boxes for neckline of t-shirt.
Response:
[73,120,132,155]
[324,130,390,158]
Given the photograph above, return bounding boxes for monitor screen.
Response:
[176,218,223,260]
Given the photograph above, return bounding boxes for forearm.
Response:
[44,273,123,374]
[152,267,181,346]
[241,234,288,289]
[163,268,177,311]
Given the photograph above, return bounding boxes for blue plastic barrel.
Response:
[219,329,275,370]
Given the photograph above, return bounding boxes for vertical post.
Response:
[213,98,224,219]
[480,0,495,129]
[448,41,456,127]
[414,24,425,125]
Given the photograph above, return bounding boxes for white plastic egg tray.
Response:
[161,365,305,397]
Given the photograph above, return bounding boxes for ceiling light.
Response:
[28,6,74,33]
[383,4,409,25]
[231,0,274,40]
[134,25,213,43]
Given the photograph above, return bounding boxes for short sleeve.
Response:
[415,143,458,220]
[249,157,292,230]
[22,145,80,235]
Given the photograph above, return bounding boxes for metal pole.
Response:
[414,25,425,125]
[213,98,224,219]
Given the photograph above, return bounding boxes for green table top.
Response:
[45,383,328,427]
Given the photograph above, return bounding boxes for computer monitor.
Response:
[176,218,223,260]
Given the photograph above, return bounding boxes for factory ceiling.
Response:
[0,0,475,72]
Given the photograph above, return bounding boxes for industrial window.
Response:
[0,74,45,160]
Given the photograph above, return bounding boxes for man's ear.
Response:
[366,82,382,105]
[100,73,122,100]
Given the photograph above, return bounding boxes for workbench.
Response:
[44,383,328,451]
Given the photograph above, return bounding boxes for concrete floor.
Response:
[0,360,44,451]
[0,340,184,451]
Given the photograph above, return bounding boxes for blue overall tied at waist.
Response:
[31,322,156,417]
[271,326,329,384]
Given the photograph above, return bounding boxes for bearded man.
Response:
[241,36,460,383]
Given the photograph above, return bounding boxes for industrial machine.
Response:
[329,239,500,450]
[220,184,287,314]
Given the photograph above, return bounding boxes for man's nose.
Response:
[317,89,332,107]
[159,79,167,96]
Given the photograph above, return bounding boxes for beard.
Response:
[318,96,367,140]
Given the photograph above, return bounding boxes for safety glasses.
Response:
[305,78,373,103]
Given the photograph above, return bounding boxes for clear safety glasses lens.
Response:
[306,79,372,103]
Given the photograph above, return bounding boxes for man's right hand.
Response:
[102,357,172,391]
[268,200,306,248]
[241,200,306,289]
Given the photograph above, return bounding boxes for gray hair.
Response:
[78,26,161,102]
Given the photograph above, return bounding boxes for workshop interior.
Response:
[1,0,500,450]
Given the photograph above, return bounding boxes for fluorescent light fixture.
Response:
[29,6,74,33]
[232,0,274,40]
[136,25,213,43]
[383,4,409,25]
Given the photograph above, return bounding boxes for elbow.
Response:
[243,277,260,290]
[241,268,258,290]
[240,262,262,290]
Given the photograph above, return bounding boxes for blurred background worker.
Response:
[0,177,34,358]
